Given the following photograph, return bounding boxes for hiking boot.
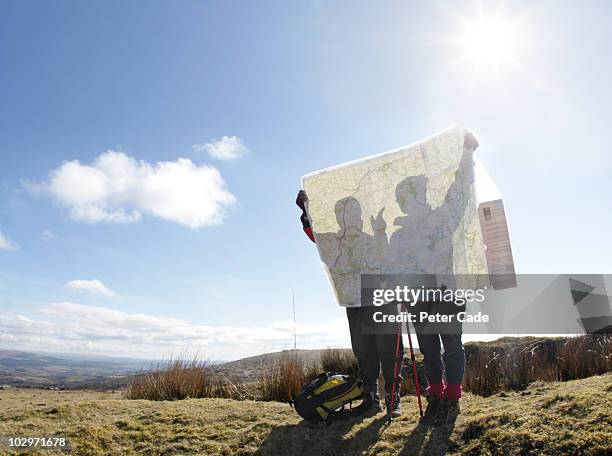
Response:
[370,400,383,415]
[363,390,382,415]
[368,397,383,415]
[374,397,383,413]
[433,399,460,425]
[385,393,402,417]
[420,395,441,424]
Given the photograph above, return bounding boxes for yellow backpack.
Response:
[290,372,371,423]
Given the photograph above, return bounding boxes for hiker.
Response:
[296,190,402,417]
[389,132,479,425]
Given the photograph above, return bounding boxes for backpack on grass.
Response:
[289,372,371,424]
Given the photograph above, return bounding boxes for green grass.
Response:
[1,374,611,455]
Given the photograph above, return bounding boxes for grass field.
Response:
[0,373,610,455]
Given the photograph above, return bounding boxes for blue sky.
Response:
[1,1,611,360]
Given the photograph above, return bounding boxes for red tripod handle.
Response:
[404,304,424,417]
[388,317,403,423]
[388,303,424,421]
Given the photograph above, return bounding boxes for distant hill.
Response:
[216,349,352,382]
[0,347,351,389]
[219,349,325,369]
[0,349,152,389]
[0,347,353,388]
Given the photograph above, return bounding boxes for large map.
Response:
[302,127,488,307]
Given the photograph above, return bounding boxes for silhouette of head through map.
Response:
[390,158,472,275]
[395,175,430,216]
[334,196,363,234]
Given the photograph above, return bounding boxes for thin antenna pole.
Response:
[292,293,297,351]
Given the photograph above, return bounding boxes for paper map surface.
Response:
[302,127,488,307]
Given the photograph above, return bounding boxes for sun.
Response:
[459,18,521,69]
[437,2,540,82]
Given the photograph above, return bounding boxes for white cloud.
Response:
[0,230,19,251]
[193,136,249,161]
[41,229,55,241]
[0,303,350,360]
[25,151,236,228]
[65,279,117,298]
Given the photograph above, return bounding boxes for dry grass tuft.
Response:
[126,354,250,401]
[464,335,612,396]
[257,351,308,402]
[320,348,359,376]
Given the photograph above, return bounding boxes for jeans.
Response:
[414,332,465,386]
[411,295,466,399]
[346,304,401,395]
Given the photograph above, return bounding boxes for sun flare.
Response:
[460,18,521,68]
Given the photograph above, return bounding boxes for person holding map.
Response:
[387,132,478,425]
[296,191,403,417]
